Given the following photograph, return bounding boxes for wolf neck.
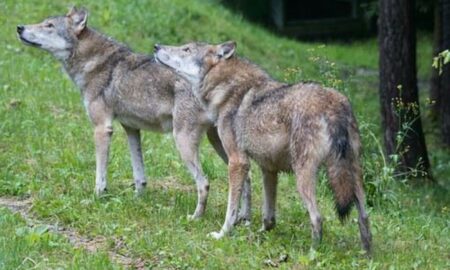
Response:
[199,57,277,118]
[63,27,130,91]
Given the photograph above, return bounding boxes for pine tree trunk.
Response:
[441,0,450,146]
[378,0,432,178]
[430,0,442,120]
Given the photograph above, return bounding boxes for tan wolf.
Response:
[154,41,372,253]
[16,7,251,220]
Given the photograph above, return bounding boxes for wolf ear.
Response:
[67,6,88,35]
[217,41,236,59]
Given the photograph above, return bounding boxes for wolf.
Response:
[154,41,372,253]
[16,7,251,221]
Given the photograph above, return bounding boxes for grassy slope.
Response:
[1,0,449,269]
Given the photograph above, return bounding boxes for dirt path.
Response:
[0,196,147,269]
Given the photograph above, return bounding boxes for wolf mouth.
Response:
[19,36,41,47]
[155,55,174,70]
[154,54,166,64]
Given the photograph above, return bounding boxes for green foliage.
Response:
[359,122,402,207]
[0,0,449,269]
[432,49,450,74]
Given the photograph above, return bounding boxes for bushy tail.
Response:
[328,157,361,220]
[327,114,362,221]
[327,110,372,251]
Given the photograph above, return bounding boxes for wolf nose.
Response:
[17,25,25,34]
[154,44,161,52]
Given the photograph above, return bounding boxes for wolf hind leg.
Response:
[294,160,322,248]
[260,170,278,231]
[352,165,372,254]
[122,125,147,195]
[355,182,372,255]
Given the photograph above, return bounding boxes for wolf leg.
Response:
[260,170,278,231]
[94,122,113,195]
[238,176,252,225]
[294,161,322,248]
[209,154,249,239]
[174,125,209,219]
[122,125,147,195]
[206,127,228,163]
[207,126,252,224]
[355,178,372,254]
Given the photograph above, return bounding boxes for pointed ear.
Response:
[67,7,88,35]
[217,41,236,59]
[66,6,78,17]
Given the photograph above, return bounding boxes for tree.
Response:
[430,0,442,120]
[441,0,450,145]
[378,0,432,177]
[430,0,450,147]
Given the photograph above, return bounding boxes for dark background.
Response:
[222,0,434,39]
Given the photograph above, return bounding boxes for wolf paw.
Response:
[187,214,201,221]
[237,218,251,227]
[207,231,224,239]
[94,186,107,196]
[237,214,251,226]
[258,221,276,232]
[135,181,147,193]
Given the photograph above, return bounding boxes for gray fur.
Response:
[155,41,372,253]
[17,7,251,221]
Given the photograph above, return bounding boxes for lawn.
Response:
[1,0,449,269]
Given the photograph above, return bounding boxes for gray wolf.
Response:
[16,7,251,220]
[154,41,372,252]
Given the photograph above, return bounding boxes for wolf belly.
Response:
[115,114,173,132]
[242,130,291,172]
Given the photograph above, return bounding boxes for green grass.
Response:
[0,208,119,269]
[1,0,449,269]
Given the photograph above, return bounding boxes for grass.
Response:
[1,0,449,269]
[0,208,118,269]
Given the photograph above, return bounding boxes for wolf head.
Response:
[154,41,236,85]
[17,7,88,61]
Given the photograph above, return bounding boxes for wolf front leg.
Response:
[209,153,250,239]
[122,125,147,195]
[207,126,252,224]
[173,124,209,220]
[93,122,113,195]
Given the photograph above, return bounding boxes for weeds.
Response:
[432,49,450,75]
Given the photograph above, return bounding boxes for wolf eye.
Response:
[183,47,191,53]
[46,23,54,28]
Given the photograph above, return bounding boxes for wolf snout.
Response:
[17,25,24,35]
[158,53,170,62]
[154,44,161,52]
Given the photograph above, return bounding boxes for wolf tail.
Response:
[326,112,362,221]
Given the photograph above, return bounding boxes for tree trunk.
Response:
[430,0,442,120]
[378,0,432,178]
[441,0,450,146]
